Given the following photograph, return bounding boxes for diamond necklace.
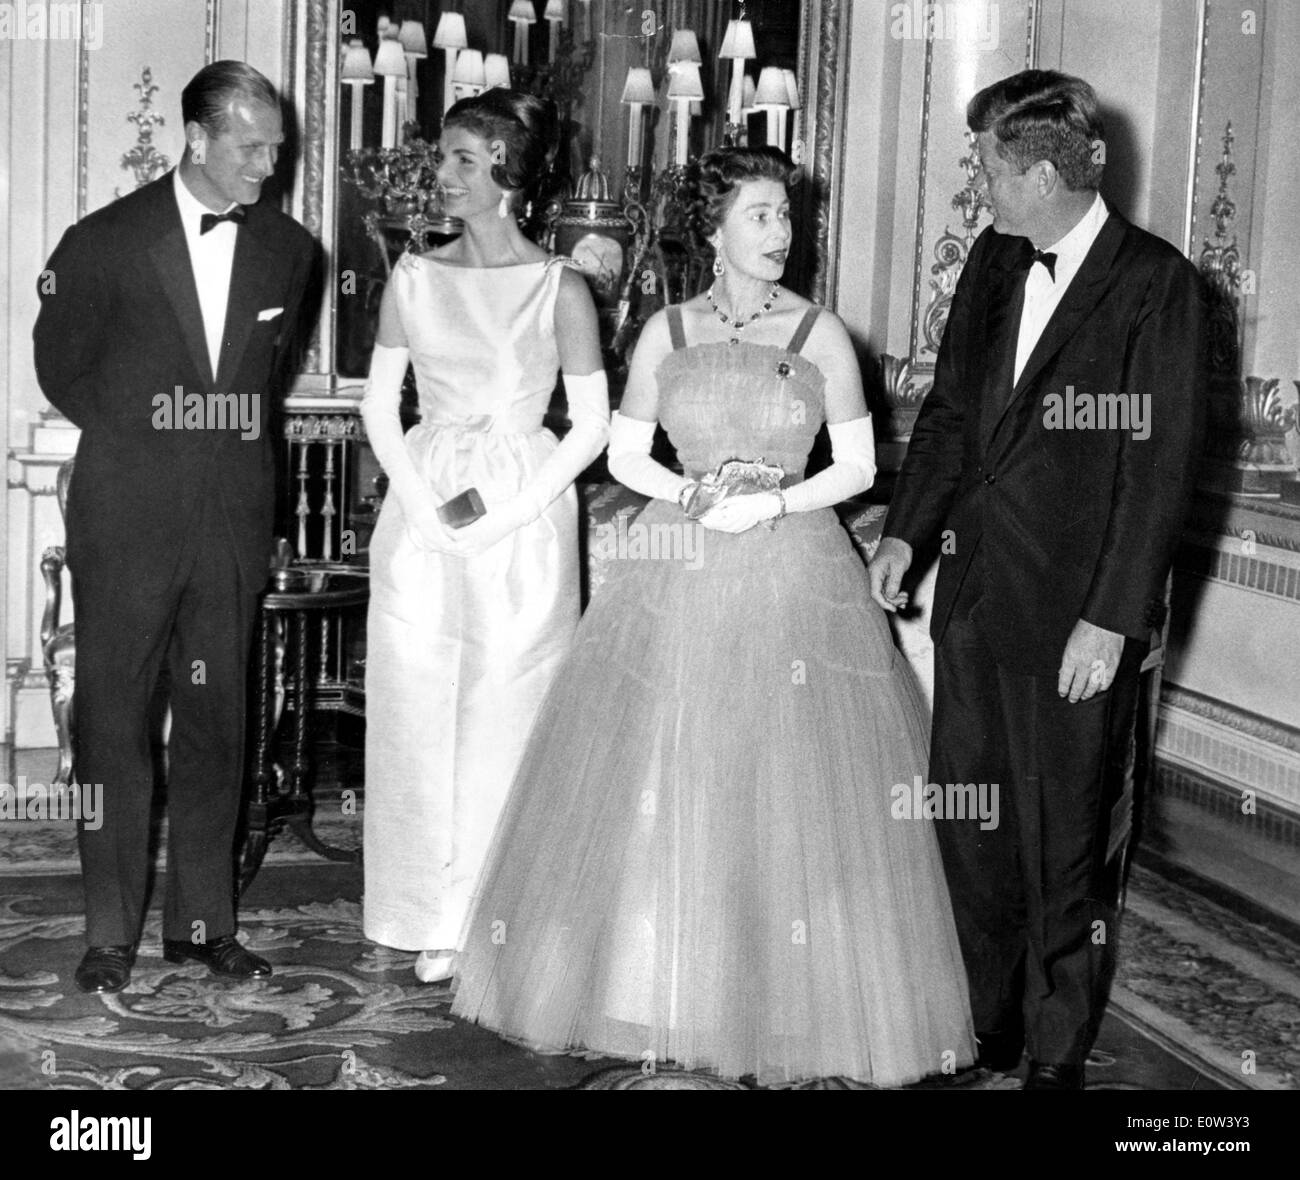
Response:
[706,282,781,345]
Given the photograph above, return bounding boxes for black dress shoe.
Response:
[75,945,135,994]
[975,1029,1025,1072]
[1024,1060,1084,1089]
[162,935,272,978]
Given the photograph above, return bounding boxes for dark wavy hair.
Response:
[443,88,559,211]
[967,69,1105,191]
[689,145,799,240]
[182,60,279,134]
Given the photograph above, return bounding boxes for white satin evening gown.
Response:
[362,253,582,952]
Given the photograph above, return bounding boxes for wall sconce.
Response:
[341,39,373,152]
[753,66,790,152]
[719,18,756,130]
[432,11,468,119]
[484,53,512,89]
[398,20,427,127]
[452,49,486,100]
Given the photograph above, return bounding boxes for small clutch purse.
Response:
[683,457,785,520]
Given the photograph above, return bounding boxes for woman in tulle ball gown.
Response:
[451,146,974,1085]
[360,89,609,983]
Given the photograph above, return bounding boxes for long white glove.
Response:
[699,416,876,533]
[606,411,693,504]
[784,414,876,511]
[361,343,460,553]
[515,370,611,523]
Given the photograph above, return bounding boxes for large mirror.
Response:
[292,1,838,390]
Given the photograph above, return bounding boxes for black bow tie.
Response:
[1027,248,1057,281]
[199,206,247,234]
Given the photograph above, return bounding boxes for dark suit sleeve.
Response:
[883,227,989,551]
[1080,256,1207,637]
[269,233,323,395]
[33,222,109,431]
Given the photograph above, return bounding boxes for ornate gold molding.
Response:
[76,5,90,219]
[1162,685,1300,756]
[205,0,221,63]
[117,67,172,197]
[808,0,846,305]
[296,0,337,377]
[1183,0,1210,256]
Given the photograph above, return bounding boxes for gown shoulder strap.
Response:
[785,306,821,355]
[667,304,687,351]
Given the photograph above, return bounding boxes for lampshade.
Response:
[432,12,468,50]
[373,37,407,77]
[508,0,537,22]
[544,0,565,19]
[398,19,427,56]
[752,66,789,109]
[341,39,374,82]
[719,18,756,59]
[782,68,801,110]
[484,53,512,88]
[667,29,702,66]
[667,61,704,102]
[620,66,655,105]
[452,48,486,87]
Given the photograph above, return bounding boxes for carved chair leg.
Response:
[50,666,75,790]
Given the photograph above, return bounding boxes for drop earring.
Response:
[191,142,204,165]
[712,255,725,277]
[498,193,511,219]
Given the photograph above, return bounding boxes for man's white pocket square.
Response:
[257,307,284,322]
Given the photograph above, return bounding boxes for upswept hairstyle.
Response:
[443,88,559,208]
[967,69,1105,191]
[181,60,279,134]
[690,145,799,239]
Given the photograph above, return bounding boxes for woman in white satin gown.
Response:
[360,90,609,983]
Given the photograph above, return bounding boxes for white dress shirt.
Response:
[1013,192,1109,385]
[173,169,240,382]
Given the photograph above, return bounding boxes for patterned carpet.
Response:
[0,797,1293,1089]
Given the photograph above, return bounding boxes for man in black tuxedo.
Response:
[869,70,1206,1088]
[34,61,318,992]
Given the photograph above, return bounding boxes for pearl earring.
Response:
[712,255,725,277]
[191,143,204,164]
[498,193,511,219]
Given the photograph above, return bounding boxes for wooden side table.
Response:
[240,570,368,892]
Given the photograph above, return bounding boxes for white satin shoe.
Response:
[414,949,456,983]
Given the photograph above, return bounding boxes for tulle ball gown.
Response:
[363,254,580,952]
[451,306,975,1085]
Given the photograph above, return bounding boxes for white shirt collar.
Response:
[1040,191,1108,276]
[173,167,239,232]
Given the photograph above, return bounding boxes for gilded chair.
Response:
[39,458,76,788]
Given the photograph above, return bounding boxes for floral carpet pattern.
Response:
[0,896,452,1090]
[1108,864,1300,1090]
[0,853,1292,1089]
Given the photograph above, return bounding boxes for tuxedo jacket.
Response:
[33,171,318,591]
[883,204,1207,675]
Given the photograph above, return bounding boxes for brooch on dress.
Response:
[775,360,792,379]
